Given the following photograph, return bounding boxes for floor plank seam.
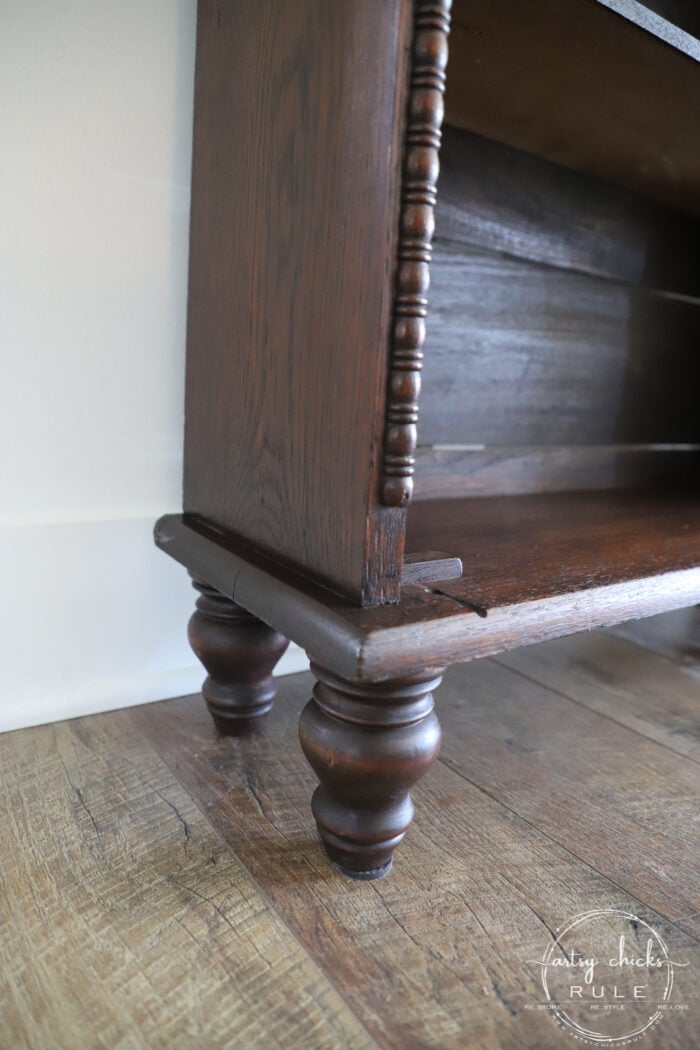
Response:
[609,624,700,679]
[434,751,700,944]
[140,707,384,1050]
[488,653,700,768]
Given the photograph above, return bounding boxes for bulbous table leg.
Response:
[299,663,443,879]
[188,577,289,723]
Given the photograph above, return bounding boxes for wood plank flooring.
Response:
[1,609,698,1049]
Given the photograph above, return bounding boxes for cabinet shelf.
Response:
[156,488,700,682]
[378,487,700,673]
[406,488,700,614]
[446,0,700,215]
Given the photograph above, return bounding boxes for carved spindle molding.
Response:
[381,0,451,507]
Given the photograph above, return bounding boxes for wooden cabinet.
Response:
[156,0,700,879]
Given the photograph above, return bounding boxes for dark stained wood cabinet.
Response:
[156,0,700,879]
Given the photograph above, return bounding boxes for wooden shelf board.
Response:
[446,0,700,215]
[156,489,700,682]
[405,489,700,609]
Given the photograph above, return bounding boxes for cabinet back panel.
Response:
[413,446,700,500]
[418,128,700,452]
[421,244,698,446]
[436,127,700,297]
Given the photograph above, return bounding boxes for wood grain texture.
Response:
[610,605,700,678]
[436,656,700,936]
[0,709,375,1050]
[134,635,699,1049]
[437,125,700,296]
[183,0,412,603]
[445,0,700,215]
[419,241,699,446]
[406,491,700,609]
[401,550,463,584]
[407,487,700,604]
[156,491,700,681]
[4,619,699,1048]
[413,445,700,500]
[493,628,700,761]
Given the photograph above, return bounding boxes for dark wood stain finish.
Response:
[188,577,289,723]
[184,0,412,604]
[381,0,451,508]
[156,490,700,682]
[299,666,443,879]
[413,445,700,500]
[415,121,700,489]
[420,240,699,446]
[436,124,700,297]
[406,490,700,610]
[157,0,700,878]
[446,0,700,215]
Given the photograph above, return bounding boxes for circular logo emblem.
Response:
[532,909,688,1044]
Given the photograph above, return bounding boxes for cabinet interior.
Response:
[405,0,700,605]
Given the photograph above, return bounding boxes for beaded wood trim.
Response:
[381,0,451,507]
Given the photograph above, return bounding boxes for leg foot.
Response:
[188,577,289,723]
[298,664,443,878]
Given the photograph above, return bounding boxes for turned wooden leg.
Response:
[188,577,289,723]
[298,663,443,879]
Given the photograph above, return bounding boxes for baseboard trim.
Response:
[1,646,310,734]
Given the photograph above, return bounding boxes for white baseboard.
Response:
[0,645,310,734]
[0,519,310,733]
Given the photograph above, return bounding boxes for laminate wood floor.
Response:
[1,608,698,1050]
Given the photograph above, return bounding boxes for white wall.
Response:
[0,1,308,732]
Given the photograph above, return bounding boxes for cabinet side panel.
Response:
[183,0,411,603]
